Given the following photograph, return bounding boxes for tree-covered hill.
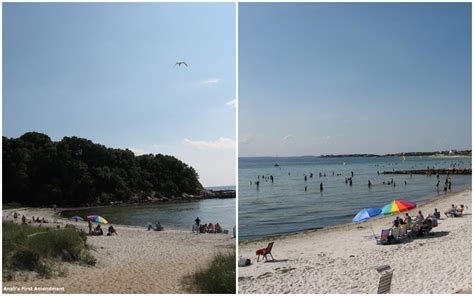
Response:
[3,132,204,207]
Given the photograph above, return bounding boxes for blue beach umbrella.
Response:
[352,208,382,223]
[69,216,84,222]
[353,208,382,239]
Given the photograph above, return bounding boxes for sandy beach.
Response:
[238,189,472,294]
[2,208,235,293]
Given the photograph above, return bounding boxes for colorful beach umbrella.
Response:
[352,208,382,223]
[87,215,109,224]
[69,216,84,221]
[381,199,416,215]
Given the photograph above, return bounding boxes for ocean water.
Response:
[239,156,471,240]
[63,186,236,231]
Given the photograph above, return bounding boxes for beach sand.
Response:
[3,208,235,293]
[238,189,472,294]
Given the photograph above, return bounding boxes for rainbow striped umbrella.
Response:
[87,215,109,224]
[381,199,416,215]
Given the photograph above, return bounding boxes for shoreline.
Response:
[238,189,472,293]
[3,207,235,293]
[239,187,471,244]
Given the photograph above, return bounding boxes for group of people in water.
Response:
[249,163,462,195]
[193,216,224,233]
[436,175,453,192]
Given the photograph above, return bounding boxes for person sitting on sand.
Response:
[21,215,26,224]
[107,225,117,236]
[207,223,215,233]
[432,208,441,219]
[95,224,103,235]
[414,211,424,223]
[388,220,400,243]
[403,213,412,225]
[456,204,464,216]
[445,204,457,217]
[200,224,207,233]
[215,223,223,233]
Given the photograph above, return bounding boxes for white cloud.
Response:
[182,137,235,150]
[282,134,295,145]
[239,134,253,145]
[129,147,146,155]
[226,99,237,108]
[201,78,220,85]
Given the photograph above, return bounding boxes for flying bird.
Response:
[175,61,188,67]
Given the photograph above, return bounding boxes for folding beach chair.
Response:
[375,265,394,294]
[256,242,275,262]
[399,224,408,238]
[376,229,390,245]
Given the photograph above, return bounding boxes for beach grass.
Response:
[2,221,96,280]
[184,251,236,294]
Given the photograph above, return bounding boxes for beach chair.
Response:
[256,242,274,262]
[399,224,408,238]
[375,265,394,294]
[376,229,390,245]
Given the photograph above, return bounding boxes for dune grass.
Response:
[184,252,236,294]
[3,221,96,280]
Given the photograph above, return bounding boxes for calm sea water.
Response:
[239,156,471,240]
[62,186,236,231]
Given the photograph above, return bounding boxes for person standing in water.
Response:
[320,182,323,192]
[368,180,372,187]
[195,217,201,227]
[256,181,260,190]
[304,175,307,182]
[305,185,307,192]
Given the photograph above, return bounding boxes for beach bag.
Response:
[238,257,251,267]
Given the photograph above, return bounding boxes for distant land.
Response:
[240,150,471,159]
[320,150,472,158]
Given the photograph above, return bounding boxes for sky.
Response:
[239,3,472,157]
[3,3,236,187]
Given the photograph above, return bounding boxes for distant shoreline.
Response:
[239,151,472,159]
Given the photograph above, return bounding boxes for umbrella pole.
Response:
[369,221,376,240]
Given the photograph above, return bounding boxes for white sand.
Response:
[238,189,472,294]
[3,208,235,293]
